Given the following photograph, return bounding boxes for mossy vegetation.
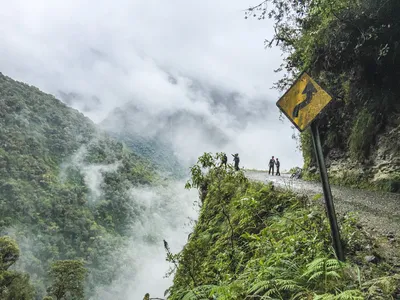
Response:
[328,171,371,190]
[165,153,400,299]
[349,109,376,162]
[303,168,400,193]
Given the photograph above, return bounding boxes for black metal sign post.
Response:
[276,72,345,262]
[310,121,345,262]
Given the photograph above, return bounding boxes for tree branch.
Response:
[243,1,267,12]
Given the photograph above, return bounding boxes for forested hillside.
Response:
[248,0,400,192]
[0,72,156,299]
[101,105,186,178]
[164,153,400,299]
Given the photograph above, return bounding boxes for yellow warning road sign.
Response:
[276,72,332,131]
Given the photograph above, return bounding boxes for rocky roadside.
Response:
[245,170,400,272]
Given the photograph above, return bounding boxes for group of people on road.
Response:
[220,153,280,176]
[268,156,280,176]
[220,153,240,171]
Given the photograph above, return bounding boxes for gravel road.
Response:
[245,170,400,236]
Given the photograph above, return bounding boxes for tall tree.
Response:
[47,260,86,300]
[0,236,35,300]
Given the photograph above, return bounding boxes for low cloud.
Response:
[60,145,121,202]
[91,180,198,300]
[0,0,303,170]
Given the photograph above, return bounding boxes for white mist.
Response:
[91,180,198,300]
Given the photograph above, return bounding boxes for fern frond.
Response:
[302,257,343,282]
[313,289,364,300]
[181,285,218,300]
[362,274,400,295]
[248,280,273,294]
[325,271,341,279]
[313,294,335,300]
[275,279,302,292]
[333,289,364,299]
[308,271,324,281]
[292,290,314,299]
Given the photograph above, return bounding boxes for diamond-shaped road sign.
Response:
[276,72,333,131]
[276,71,344,262]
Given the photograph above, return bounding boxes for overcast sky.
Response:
[0,0,303,169]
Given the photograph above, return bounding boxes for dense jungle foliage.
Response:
[0,73,157,299]
[165,153,400,299]
[247,0,400,192]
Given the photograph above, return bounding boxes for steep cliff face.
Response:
[283,0,400,193]
[242,0,400,193]
[302,109,400,193]
[329,123,399,191]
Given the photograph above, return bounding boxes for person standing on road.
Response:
[275,158,281,176]
[232,153,240,171]
[268,156,275,175]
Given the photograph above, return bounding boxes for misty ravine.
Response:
[0,73,203,299]
[63,142,199,298]
[90,180,198,300]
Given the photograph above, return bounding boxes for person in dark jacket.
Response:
[275,158,281,176]
[221,153,228,168]
[232,153,240,171]
[268,156,275,175]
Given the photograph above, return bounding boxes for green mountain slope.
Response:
[108,132,186,179]
[100,104,189,178]
[164,153,400,299]
[0,72,156,298]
